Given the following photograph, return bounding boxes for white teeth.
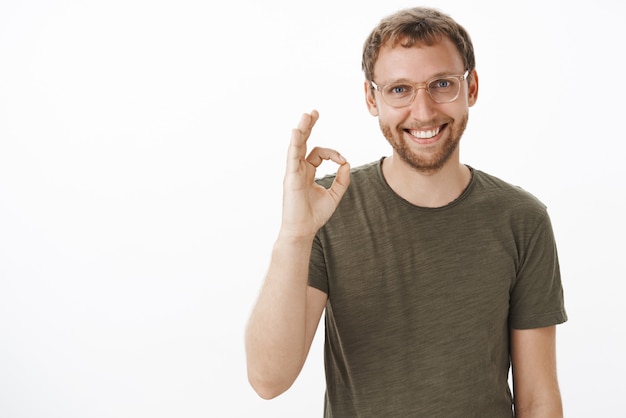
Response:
[410,127,440,139]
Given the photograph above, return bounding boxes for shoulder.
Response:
[471,168,548,213]
[466,168,554,238]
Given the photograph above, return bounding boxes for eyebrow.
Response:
[381,70,464,85]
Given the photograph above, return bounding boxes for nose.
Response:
[408,87,437,121]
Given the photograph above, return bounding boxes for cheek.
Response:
[377,107,408,126]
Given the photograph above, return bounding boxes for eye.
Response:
[430,78,454,90]
[385,84,413,96]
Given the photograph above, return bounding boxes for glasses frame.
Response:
[370,70,470,107]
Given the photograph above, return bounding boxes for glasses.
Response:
[370,70,469,107]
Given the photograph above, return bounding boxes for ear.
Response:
[467,69,479,107]
[364,80,379,116]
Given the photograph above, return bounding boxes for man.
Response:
[245,7,567,417]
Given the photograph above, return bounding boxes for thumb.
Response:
[328,162,351,205]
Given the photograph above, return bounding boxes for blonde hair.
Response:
[362,7,475,82]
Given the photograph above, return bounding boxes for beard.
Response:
[380,111,469,174]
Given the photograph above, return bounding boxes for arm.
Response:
[245,110,350,399]
[510,326,563,418]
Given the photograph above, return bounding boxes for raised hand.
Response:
[280,110,351,239]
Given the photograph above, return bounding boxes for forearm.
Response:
[514,400,563,418]
[245,234,315,398]
[514,384,563,418]
[511,327,563,418]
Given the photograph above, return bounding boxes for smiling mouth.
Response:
[405,124,446,139]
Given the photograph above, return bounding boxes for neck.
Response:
[381,154,471,208]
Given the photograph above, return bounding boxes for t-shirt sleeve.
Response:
[308,234,329,294]
[508,212,568,329]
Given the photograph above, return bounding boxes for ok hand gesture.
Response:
[280,110,351,239]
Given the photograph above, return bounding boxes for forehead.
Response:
[374,37,464,82]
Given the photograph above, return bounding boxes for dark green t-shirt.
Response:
[308,159,567,417]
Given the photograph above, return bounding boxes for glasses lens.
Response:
[382,83,414,107]
[427,77,460,103]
